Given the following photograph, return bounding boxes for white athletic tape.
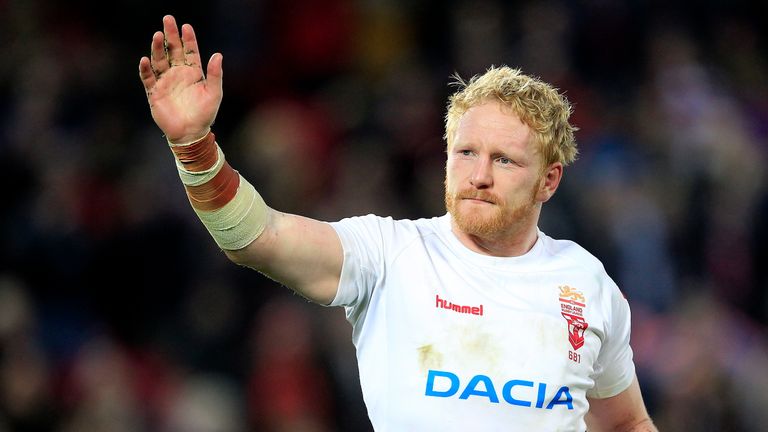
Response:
[192,174,268,250]
[175,146,225,186]
[167,128,211,147]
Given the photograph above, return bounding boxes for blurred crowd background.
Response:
[1,0,767,430]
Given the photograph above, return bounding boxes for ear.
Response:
[536,162,563,203]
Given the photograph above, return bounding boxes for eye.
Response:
[497,157,512,165]
[456,149,474,157]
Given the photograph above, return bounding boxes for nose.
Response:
[470,158,493,189]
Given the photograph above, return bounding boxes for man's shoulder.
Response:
[538,234,623,304]
[334,213,445,234]
[331,213,447,247]
[538,232,608,274]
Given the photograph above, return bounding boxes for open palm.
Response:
[139,15,223,143]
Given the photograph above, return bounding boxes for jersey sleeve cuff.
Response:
[586,365,636,399]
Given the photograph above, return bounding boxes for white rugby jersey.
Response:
[329,214,635,432]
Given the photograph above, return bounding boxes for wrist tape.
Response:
[169,131,267,250]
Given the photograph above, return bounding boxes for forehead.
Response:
[453,101,535,153]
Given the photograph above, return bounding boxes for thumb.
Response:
[207,53,223,94]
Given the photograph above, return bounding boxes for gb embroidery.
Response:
[558,286,588,355]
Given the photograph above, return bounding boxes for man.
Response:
[139,15,656,431]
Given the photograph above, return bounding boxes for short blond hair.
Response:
[445,66,578,167]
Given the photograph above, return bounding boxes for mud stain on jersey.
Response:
[417,344,444,372]
[455,324,502,373]
[417,322,503,375]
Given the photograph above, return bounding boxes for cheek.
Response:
[445,161,458,188]
[445,156,471,180]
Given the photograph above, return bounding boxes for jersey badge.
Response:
[558,285,588,352]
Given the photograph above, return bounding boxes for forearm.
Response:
[169,131,268,250]
[167,130,343,304]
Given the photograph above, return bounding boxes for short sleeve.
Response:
[328,215,388,311]
[587,282,636,399]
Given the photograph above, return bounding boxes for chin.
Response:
[452,206,507,238]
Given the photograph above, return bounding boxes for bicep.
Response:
[586,375,656,432]
[225,209,343,304]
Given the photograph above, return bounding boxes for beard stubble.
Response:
[444,180,540,240]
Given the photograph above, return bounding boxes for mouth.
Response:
[462,197,495,205]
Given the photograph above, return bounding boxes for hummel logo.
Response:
[435,294,484,316]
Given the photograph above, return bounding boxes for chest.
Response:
[371,248,606,386]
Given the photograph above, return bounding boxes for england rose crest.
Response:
[558,285,589,351]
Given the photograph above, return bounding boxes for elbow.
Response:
[223,248,251,267]
[222,233,271,270]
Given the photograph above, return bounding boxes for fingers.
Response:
[149,31,168,76]
[163,15,185,67]
[149,16,204,80]
[181,24,203,68]
[138,56,157,93]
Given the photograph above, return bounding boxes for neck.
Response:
[450,216,540,257]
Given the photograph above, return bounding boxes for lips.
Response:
[458,192,497,205]
[465,198,493,204]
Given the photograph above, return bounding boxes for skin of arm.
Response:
[139,15,343,304]
[224,210,343,305]
[585,375,657,432]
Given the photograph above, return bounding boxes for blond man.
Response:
[139,15,656,431]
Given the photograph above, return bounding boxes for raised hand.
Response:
[139,15,223,143]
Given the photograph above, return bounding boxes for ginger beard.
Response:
[444,175,541,240]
